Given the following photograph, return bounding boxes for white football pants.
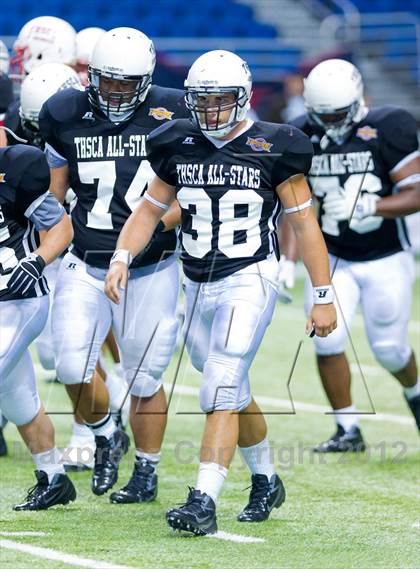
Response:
[183,255,279,412]
[34,257,61,371]
[304,251,415,372]
[0,295,49,425]
[52,252,180,397]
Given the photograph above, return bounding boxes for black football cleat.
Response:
[313,425,366,453]
[237,473,285,522]
[13,470,76,511]
[405,393,420,431]
[166,487,217,535]
[110,458,157,504]
[91,429,130,496]
[0,426,7,457]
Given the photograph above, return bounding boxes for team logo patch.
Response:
[148,107,174,121]
[356,126,378,141]
[0,173,5,183]
[246,137,273,153]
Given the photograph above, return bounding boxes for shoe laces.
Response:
[23,478,49,504]
[123,460,154,492]
[243,476,270,509]
[177,486,207,514]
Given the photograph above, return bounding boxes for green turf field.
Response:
[1,274,419,569]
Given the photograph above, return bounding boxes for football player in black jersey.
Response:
[290,59,420,451]
[9,61,130,470]
[0,143,76,509]
[105,50,337,535]
[39,28,189,500]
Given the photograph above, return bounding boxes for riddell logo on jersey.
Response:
[356,126,378,141]
[246,137,273,153]
[149,107,174,121]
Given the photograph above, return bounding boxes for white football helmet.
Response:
[76,27,106,85]
[184,50,252,139]
[303,59,366,145]
[88,27,155,122]
[76,27,106,65]
[0,40,9,75]
[20,62,83,147]
[11,16,77,80]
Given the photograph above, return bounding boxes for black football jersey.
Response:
[39,85,189,268]
[4,100,25,146]
[292,106,418,261]
[0,145,50,301]
[147,119,313,282]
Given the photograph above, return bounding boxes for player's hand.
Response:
[104,262,129,304]
[323,189,379,221]
[7,254,45,296]
[306,303,337,337]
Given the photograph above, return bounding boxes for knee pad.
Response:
[125,318,178,398]
[371,341,411,373]
[55,351,96,385]
[313,324,348,356]
[0,384,41,426]
[368,293,399,327]
[199,356,249,413]
[128,372,162,398]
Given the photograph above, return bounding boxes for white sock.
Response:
[106,373,127,413]
[403,378,420,400]
[71,420,94,441]
[334,405,359,432]
[32,448,65,483]
[239,437,275,479]
[196,462,228,503]
[135,449,161,472]
[86,412,117,439]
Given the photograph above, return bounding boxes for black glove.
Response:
[7,254,46,296]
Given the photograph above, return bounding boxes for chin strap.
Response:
[1,126,28,143]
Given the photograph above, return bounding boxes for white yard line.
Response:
[0,532,49,537]
[350,363,382,376]
[0,539,133,569]
[208,531,265,543]
[166,384,414,426]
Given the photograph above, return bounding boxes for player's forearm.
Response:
[35,214,73,265]
[289,212,331,287]
[375,186,420,218]
[278,214,299,262]
[49,165,69,204]
[116,200,164,258]
[161,200,181,231]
